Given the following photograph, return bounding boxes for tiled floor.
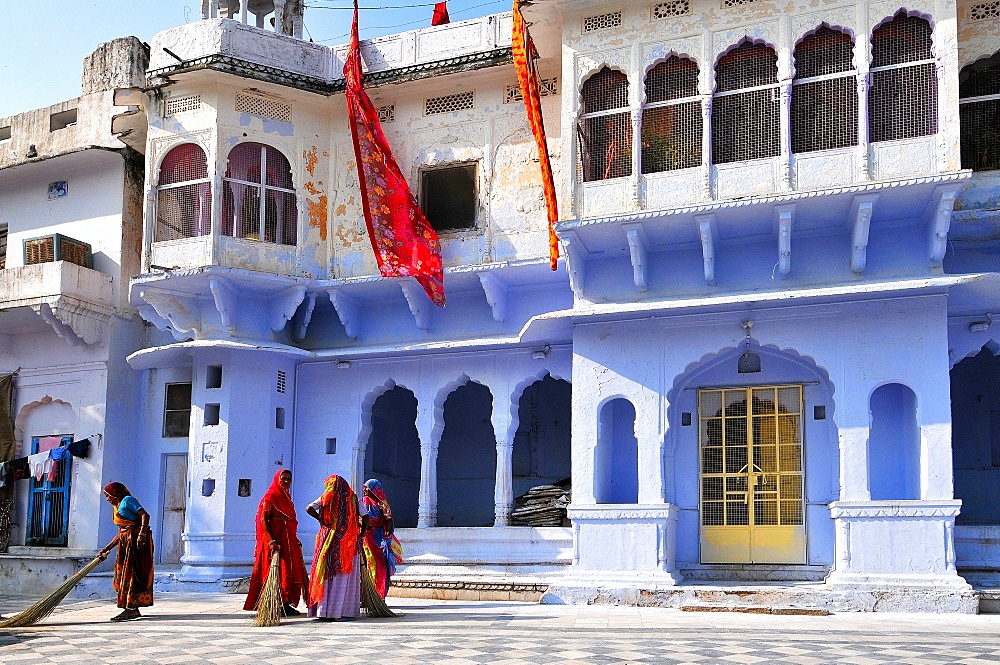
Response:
[1,593,999,664]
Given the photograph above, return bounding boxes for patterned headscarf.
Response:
[103,482,130,499]
[363,478,393,521]
[309,475,360,604]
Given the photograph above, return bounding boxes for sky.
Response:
[0,0,513,119]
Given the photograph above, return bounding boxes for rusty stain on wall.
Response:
[304,146,318,176]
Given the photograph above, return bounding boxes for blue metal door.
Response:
[26,435,73,546]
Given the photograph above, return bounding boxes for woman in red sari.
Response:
[244,469,307,616]
[361,478,403,598]
[97,482,154,621]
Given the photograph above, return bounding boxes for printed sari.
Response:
[307,475,361,619]
[106,486,154,609]
[361,479,403,598]
[244,469,307,610]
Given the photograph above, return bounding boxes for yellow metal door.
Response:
[699,386,805,564]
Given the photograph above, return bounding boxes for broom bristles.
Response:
[360,556,398,618]
[253,552,283,627]
[1,554,105,628]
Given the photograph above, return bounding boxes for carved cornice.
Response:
[830,500,962,519]
[29,297,113,348]
[568,504,679,520]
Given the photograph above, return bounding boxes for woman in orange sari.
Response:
[97,482,154,621]
[244,469,307,616]
[306,474,362,620]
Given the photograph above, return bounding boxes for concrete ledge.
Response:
[681,604,830,616]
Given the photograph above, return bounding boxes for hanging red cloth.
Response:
[345,0,445,306]
[512,1,559,271]
[432,2,450,26]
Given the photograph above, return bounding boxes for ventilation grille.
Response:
[236,91,291,122]
[377,105,395,123]
[276,370,286,394]
[424,91,474,115]
[504,77,559,104]
[165,95,201,116]
[583,11,622,33]
[653,1,691,18]
[723,0,760,5]
[971,2,1000,20]
[24,234,93,269]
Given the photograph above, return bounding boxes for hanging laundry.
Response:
[37,436,62,452]
[68,438,91,459]
[44,456,57,482]
[0,461,6,488]
[28,451,48,481]
[49,446,68,462]
[432,2,450,25]
[8,457,28,482]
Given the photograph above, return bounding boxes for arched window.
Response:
[868,383,920,500]
[959,51,1000,171]
[792,27,858,153]
[156,143,211,242]
[869,13,937,143]
[712,41,780,164]
[578,67,632,182]
[594,398,638,504]
[222,142,297,245]
[641,56,702,173]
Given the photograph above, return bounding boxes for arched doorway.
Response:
[951,346,1000,525]
[512,374,572,499]
[364,385,421,528]
[437,381,496,526]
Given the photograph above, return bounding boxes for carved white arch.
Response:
[639,53,701,106]
[222,138,300,191]
[356,378,418,459]
[151,132,214,187]
[430,373,495,449]
[575,62,632,117]
[504,370,572,444]
[711,37,781,94]
[14,395,75,448]
[791,23,858,80]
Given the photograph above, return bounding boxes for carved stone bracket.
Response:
[562,230,587,296]
[623,223,649,293]
[293,292,317,342]
[28,296,113,348]
[269,285,306,332]
[928,186,959,266]
[328,289,361,339]
[849,194,878,273]
[775,205,794,279]
[696,214,717,286]
[479,272,509,323]
[137,288,201,339]
[400,280,431,331]
[209,278,237,330]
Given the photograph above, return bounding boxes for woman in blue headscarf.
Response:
[360,479,403,598]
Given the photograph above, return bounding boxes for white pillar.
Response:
[700,96,713,200]
[630,108,642,209]
[494,439,514,526]
[779,82,793,190]
[856,74,871,182]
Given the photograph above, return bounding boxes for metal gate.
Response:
[699,386,805,564]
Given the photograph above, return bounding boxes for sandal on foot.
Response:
[111,609,141,622]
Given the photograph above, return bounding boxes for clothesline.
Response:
[0,438,91,488]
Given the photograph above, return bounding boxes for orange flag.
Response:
[513,1,559,271]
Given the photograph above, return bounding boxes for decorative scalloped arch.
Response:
[576,63,632,116]
[153,136,214,187]
[791,23,858,80]
[430,374,496,448]
[714,34,780,68]
[640,54,701,107]
[222,139,300,191]
[504,370,572,443]
[871,6,936,35]
[14,395,75,447]
[356,378,416,457]
[949,336,1000,368]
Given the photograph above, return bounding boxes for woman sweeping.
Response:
[244,469,307,616]
[96,482,154,622]
[361,479,403,598]
[306,474,362,620]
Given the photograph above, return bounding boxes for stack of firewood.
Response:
[510,484,571,527]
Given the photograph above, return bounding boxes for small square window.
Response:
[275,407,285,430]
[163,383,192,438]
[326,437,337,455]
[204,403,221,426]
[206,365,223,389]
[681,412,692,426]
[814,405,826,420]
[421,164,477,232]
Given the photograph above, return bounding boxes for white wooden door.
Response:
[160,454,188,564]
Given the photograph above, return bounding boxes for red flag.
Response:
[432,2,450,25]
[512,1,559,271]
[345,1,445,306]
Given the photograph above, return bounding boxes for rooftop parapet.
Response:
[146,13,514,93]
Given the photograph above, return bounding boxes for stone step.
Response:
[389,577,547,602]
[681,604,830,616]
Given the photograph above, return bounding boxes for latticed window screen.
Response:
[700,387,803,528]
[376,105,395,123]
[165,95,201,116]
[235,91,291,122]
[424,91,474,115]
[792,28,858,153]
[642,57,702,173]
[869,13,938,142]
[222,143,297,245]
[156,143,212,242]
[653,1,691,18]
[971,2,1000,20]
[959,51,1000,171]
[712,41,780,164]
[579,67,632,181]
[583,11,622,33]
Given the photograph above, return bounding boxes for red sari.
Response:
[244,470,306,610]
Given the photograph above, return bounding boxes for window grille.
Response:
[222,143,297,245]
[235,91,291,122]
[156,143,212,242]
[791,28,858,154]
[959,51,1000,171]
[970,2,1000,21]
[579,67,632,181]
[712,42,780,164]
[504,77,559,104]
[165,95,201,116]
[653,1,690,18]
[583,11,622,33]
[277,370,286,393]
[424,91,474,115]
[377,105,395,123]
[723,0,760,6]
[642,57,702,173]
[869,14,937,143]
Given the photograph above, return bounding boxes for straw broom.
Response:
[360,552,397,618]
[1,554,105,628]
[253,552,283,627]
